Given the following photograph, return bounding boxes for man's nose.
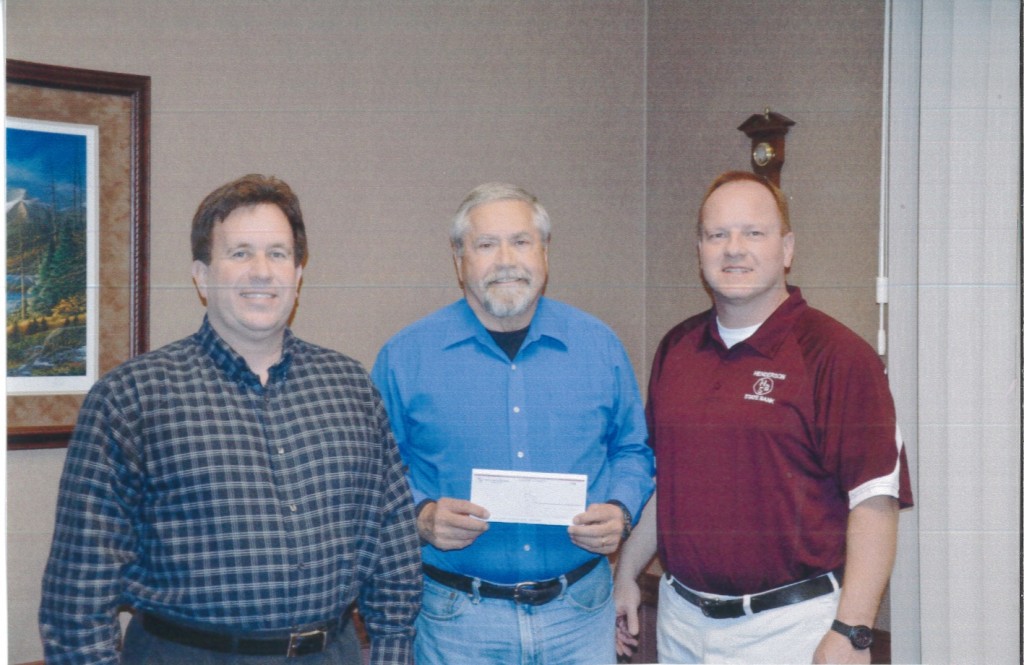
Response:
[250,253,272,277]
[496,240,515,264]
[724,232,745,255]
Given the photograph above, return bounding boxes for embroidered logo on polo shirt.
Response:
[744,370,786,404]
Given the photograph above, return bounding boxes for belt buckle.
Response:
[513,581,542,604]
[287,628,327,657]
[698,597,723,618]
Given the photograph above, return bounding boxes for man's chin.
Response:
[483,293,534,320]
[711,285,760,304]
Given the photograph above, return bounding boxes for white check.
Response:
[470,469,588,526]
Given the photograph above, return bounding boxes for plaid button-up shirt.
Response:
[40,318,421,664]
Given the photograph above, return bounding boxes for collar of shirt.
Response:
[441,297,570,358]
[703,286,808,358]
[196,316,295,389]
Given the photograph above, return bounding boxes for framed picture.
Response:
[7,116,100,395]
[6,59,150,450]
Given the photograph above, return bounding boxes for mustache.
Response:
[484,268,532,286]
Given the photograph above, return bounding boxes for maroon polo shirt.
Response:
[648,287,913,596]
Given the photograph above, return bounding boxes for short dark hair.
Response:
[697,171,791,236]
[191,174,307,266]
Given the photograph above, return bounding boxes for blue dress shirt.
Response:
[372,297,654,584]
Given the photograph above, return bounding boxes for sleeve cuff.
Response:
[414,498,436,518]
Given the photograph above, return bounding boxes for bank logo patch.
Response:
[744,370,786,404]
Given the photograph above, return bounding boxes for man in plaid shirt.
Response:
[39,174,421,664]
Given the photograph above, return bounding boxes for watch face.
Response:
[832,620,874,650]
[752,141,775,167]
[849,626,874,650]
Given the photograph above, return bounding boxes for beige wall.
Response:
[6,2,885,662]
[646,0,885,360]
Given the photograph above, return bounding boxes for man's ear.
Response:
[452,251,464,289]
[192,260,209,299]
[782,232,795,269]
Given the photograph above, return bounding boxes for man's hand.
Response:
[611,489,656,660]
[812,627,870,664]
[567,502,625,555]
[417,498,489,550]
[614,574,642,657]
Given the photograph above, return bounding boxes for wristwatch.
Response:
[607,500,633,541]
[830,620,874,650]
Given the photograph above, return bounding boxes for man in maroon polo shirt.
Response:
[614,171,913,663]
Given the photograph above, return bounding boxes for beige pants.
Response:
[655,574,840,664]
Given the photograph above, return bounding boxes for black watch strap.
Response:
[830,619,873,650]
[607,500,633,541]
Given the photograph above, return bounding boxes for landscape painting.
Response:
[6,117,98,395]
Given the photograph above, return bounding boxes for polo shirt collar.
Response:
[704,286,807,358]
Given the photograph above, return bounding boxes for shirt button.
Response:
[511,364,517,370]
[513,406,521,413]
[277,447,285,454]
[523,544,531,552]
[289,505,298,513]
[517,451,525,458]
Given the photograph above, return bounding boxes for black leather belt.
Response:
[423,557,601,606]
[668,568,843,620]
[140,608,351,657]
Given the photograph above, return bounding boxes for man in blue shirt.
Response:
[40,175,421,664]
[372,182,654,664]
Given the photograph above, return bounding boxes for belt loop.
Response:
[742,594,753,616]
[470,576,482,604]
[826,571,840,593]
[556,573,569,600]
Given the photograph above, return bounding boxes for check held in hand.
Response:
[470,469,587,526]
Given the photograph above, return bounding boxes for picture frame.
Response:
[6,59,150,450]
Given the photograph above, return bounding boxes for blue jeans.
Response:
[415,558,616,665]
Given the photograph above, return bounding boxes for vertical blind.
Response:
[887,1,1020,662]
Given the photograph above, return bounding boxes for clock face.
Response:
[752,142,775,167]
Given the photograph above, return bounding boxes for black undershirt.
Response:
[488,326,530,360]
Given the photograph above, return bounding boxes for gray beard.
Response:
[483,286,533,320]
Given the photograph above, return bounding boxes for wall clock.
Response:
[738,108,795,186]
